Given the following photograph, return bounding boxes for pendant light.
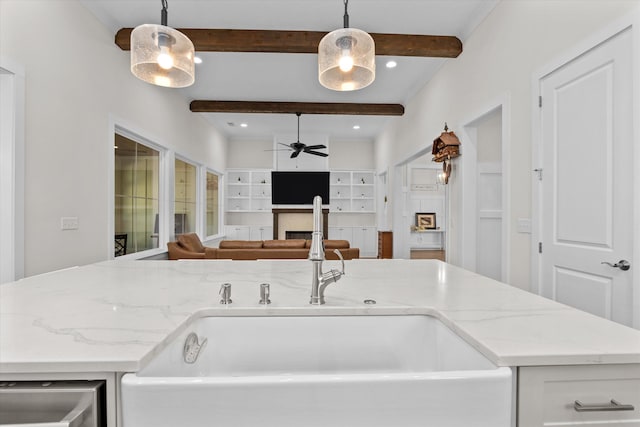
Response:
[318,0,375,91]
[130,0,195,88]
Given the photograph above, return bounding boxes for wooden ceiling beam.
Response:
[116,28,462,58]
[189,101,405,116]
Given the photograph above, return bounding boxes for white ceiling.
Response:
[82,0,499,141]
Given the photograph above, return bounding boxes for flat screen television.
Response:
[271,171,330,205]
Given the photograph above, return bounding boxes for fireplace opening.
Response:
[272,208,328,240]
[286,231,313,240]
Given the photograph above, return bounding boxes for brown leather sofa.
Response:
[167,233,359,260]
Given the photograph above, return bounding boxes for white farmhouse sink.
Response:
[122,315,512,427]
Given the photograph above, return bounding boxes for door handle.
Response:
[574,399,635,412]
[601,260,631,271]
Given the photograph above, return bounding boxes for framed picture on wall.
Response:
[415,212,436,230]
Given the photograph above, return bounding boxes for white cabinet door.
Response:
[352,227,377,257]
[250,226,273,241]
[328,227,353,244]
[225,225,250,240]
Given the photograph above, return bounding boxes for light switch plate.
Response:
[61,217,79,230]
[517,218,531,234]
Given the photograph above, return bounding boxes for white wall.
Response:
[0,1,228,276]
[375,0,639,290]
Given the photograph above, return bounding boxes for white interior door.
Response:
[539,29,634,326]
[392,164,410,259]
[477,162,502,281]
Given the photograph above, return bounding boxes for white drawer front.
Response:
[518,364,640,427]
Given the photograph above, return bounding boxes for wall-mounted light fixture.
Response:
[130,0,195,88]
[432,123,461,185]
[437,160,452,185]
[318,0,375,91]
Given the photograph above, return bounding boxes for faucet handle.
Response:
[219,283,232,304]
[259,283,271,305]
[333,249,345,275]
[321,249,346,285]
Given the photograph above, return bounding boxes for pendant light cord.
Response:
[161,0,168,26]
[343,0,349,28]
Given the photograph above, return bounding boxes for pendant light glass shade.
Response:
[131,24,195,88]
[318,27,375,91]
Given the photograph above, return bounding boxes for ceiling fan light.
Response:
[318,27,375,91]
[131,24,195,88]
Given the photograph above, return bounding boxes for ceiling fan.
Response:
[276,113,328,158]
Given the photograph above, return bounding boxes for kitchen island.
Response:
[1,259,639,426]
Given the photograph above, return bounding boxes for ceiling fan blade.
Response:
[303,145,326,150]
[305,150,329,157]
[290,150,301,158]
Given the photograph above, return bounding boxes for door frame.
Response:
[392,146,448,259]
[457,95,511,283]
[376,169,389,231]
[531,11,640,328]
[0,57,25,284]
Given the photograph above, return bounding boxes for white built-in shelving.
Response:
[226,169,272,213]
[225,169,377,246]
[329,170,375,213]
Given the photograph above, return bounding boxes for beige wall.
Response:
[375,0,639,290]
[227,138,274,169]
[0,0,228,276]
[328,139,375,170]
[476,110,502,164]
[227,137,375,171]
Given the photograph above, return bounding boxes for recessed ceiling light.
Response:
[240,123,248,128]
[385,60,397,69]
[353,125,360,130]
[194,56,203,64]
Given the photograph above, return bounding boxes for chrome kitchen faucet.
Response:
[309,195,345,305]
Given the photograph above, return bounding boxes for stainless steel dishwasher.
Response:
[0,380,105,427]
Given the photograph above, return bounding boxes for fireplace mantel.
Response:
[272,208,328,240]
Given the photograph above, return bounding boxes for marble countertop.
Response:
[1,259,639,374]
